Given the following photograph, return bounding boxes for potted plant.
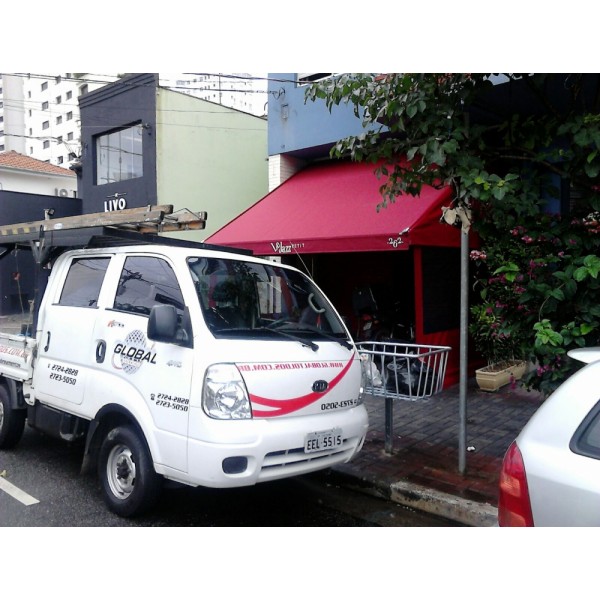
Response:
[470,302,527,392]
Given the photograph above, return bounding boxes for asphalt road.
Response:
[0,425,459,527]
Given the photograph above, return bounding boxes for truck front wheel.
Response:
[0,384,26,449]
[98,425,161,517]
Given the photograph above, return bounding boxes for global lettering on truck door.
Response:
[33,256,112,407]
[87,253,194,473]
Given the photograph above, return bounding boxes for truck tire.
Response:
[0,384,26,449]
[98,425,161,517]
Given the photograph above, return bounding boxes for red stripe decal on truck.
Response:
[250,354,355,417]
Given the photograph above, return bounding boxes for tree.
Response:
[307,73,600,395]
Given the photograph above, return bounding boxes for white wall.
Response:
[0,168,77,197]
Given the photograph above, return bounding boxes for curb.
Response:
[328,467,498,527]
[389,480,498,527]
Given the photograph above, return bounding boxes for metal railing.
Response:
[356,341,452,453]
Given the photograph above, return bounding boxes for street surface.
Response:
[0,426,459,527]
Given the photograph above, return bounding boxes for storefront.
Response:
[207,159,476,385]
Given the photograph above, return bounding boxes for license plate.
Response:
[304,428,343,453]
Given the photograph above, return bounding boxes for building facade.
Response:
[0,150,77,196]
[208,73,467,385]
[77,73,268,239]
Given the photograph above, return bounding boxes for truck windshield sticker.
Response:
[247,355,355,418]
[112,329,157,374]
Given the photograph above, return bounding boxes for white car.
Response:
[498,348,600,526]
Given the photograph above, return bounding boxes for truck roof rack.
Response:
[0,204,248,265]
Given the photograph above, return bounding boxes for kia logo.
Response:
[312,380,328,393]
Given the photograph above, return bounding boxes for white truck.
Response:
[0,206,368,517]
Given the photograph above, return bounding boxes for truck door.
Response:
[33,255,112,407]
[90,254,194,473]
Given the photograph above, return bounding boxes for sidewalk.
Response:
[330,378,545,526]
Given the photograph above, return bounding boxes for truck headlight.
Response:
[203,364,252,419]
[357,359,367,405]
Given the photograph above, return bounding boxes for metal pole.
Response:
[459,227,469,473]
[385,397,393,454]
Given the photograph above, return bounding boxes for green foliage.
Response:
[308,73,600,395]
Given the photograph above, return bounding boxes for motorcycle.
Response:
[352,286,414,343]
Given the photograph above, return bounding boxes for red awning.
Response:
[206,160,459,255]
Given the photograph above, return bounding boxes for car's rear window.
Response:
[571,400,600,459]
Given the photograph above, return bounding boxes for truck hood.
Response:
[233,344,361,419]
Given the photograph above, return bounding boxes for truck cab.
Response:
[0,207,368,517]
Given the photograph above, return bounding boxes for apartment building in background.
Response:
[160,73,268,117]
[0,73,118,169]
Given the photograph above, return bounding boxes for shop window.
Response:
[95,124,143,185]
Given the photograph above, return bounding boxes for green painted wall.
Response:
[156,88,267,240]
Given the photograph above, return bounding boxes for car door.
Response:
[33,255,112,407]
[89,253,194,473]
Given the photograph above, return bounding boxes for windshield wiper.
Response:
[293,325,353,350]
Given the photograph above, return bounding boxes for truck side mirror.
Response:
[148,305,178,343]
[148,305,194,348]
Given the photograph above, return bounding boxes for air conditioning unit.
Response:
[55,188,70,197]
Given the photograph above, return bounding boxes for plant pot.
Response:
[475,360,527,392]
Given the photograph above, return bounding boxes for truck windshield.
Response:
[187,257,350,346]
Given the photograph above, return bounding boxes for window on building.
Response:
[56,95,62,104]
[57,156,63,164]
[56,116,62,125]
[66,111,73,120]
[41,82,48,91]
[43,140,50,149]
[0,145,4,152]
[28,128,32,135]
[67,132,74,141]
[28,109,32,117]
[42,121,49,130]
[297,73,334,85]
[79,84,88,96]
[57,136,63,143]
[68,152,76,160]
[0,116,3,124]
[56,75,62,84]
[29,147,33,154]
[42,101,49,110]
[96,124,144,185]
[66,91,72,100]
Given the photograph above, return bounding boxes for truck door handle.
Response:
[96,340,106,364]
[44,331,51,352]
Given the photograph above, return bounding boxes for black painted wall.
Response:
[78,73,158,214]
[0,191,81,315]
